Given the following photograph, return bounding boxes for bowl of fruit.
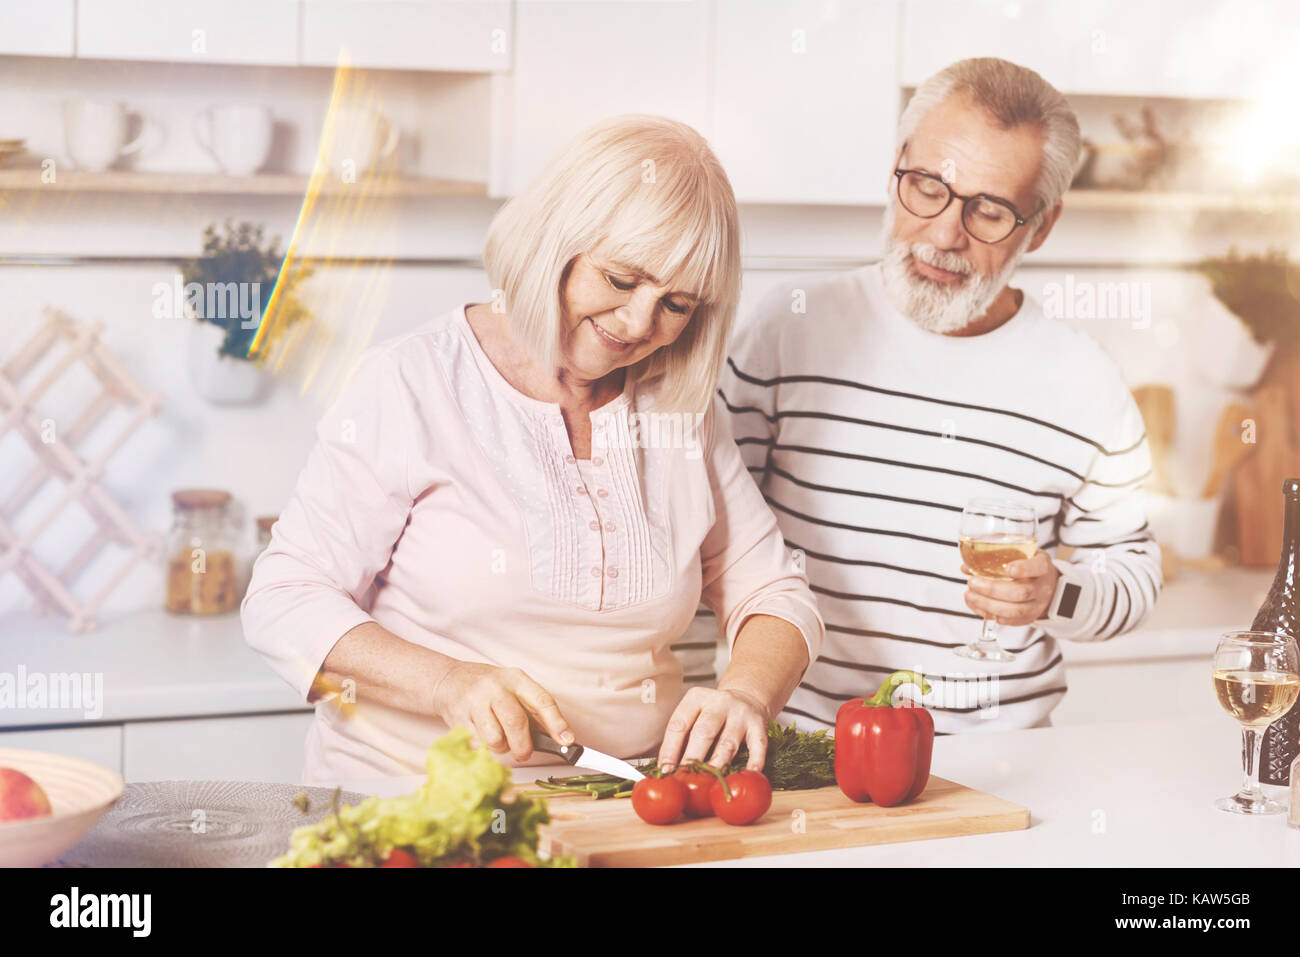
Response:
[0,749,124,867]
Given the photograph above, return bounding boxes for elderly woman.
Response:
[242,114,823,783]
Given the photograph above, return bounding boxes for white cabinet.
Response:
[122,713,314,783]
[502,0,711,197]
[301,0,512,72]
[901,0,1297,100]
[712,0,901,205]
[0,725,123,772]
[76,0,299,66]
[0,1,75,57]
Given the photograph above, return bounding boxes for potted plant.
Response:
[181,220,314,404]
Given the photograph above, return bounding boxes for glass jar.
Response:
[164,489,243,615]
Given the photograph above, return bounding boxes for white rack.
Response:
[0,309,165,632]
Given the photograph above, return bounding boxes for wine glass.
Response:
[956,499,1038,662]
[1213,631,1300,814]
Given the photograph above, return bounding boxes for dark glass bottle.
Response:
[1257,478,1300,786]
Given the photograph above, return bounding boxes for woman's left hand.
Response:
[657,686,770,772]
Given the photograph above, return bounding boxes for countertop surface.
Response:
[334,700,1300,867]
[0,567,1275,729]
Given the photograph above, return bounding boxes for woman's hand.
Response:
[431,662,574,762]
[657,686,770,773]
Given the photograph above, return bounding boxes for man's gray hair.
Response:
[897,57,1082,226]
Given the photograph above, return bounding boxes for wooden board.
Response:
[535,776,1029,867]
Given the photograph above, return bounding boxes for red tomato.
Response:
[673,769,716,818]
[632,775,687,825]
[708,770,771,826]
[381,848,419,868]
[486,856,533,868]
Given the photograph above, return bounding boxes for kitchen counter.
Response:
[0,568,1272,730]
[333,692,1300,867]
[0,608,303,728]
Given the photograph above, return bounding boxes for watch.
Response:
[1046,563,1083,621]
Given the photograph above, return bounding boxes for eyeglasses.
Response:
[893,168,1037,244]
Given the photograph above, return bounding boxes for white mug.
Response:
[194,104,273,176]
[321,106,399,176]
[64,99,158,172]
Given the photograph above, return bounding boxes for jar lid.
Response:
[172,489,232,509]
[256,515,277,532]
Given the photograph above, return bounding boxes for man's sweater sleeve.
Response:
[1039,388,1163,642]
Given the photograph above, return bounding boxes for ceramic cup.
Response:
[321,106,399,175]
[194,104,274,176]
[63,99,158,172]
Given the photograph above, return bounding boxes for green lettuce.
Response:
[271,728,575,867]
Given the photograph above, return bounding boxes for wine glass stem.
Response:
[1241,727,1263,797]
[979,616,1000,646]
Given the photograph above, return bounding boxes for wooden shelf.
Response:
[0,169,487,198]
[1065,188,1300,214]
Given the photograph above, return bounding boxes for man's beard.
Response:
[879,202,1030,335]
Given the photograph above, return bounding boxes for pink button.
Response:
[576,485,587,495]
[591,456,604,467]
[565,454,576,464]
[605,521,616,532]
[589,520,600,531]
[607,567,619,578]
[591,567,601,577]
[596,488,609,498]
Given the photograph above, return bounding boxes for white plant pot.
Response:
[186,321,269,405]
[1193,291,1274,390]
[1145,493,1221,559]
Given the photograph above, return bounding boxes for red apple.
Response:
[0,767,53,822]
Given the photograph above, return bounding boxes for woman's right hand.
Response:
[431,662,574,762]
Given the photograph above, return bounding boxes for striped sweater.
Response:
[679,264,1162,734]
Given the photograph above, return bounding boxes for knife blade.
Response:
[530,730,646,781]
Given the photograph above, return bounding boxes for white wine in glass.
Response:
[1213,631,1300,814]
[956,499,1038,662]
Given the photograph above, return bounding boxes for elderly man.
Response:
[695,57,1161,733]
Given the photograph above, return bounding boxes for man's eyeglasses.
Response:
[893,168,1037,244]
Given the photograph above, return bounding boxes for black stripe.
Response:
[1062,522,1152,546]
[1108,571,1138,640]
[767,497,956,547]
[811,584,979,619]
[784,538,967,585]
[770,443,1066,502]
[1096,581,1120,636]
[726,357,1145,457]
[769,465,965,515]
[670,641,717,651]
[683,673,717,683]
[768,493,1059,553]
[719,394,1089,483]
[780,704,834,727]
[805,650,1064,686]
[823,621,1051,655]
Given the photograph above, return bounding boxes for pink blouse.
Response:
[241,304,823,783]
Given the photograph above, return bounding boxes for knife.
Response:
[530,730,646,781]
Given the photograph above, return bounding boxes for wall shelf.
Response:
[1065,189,1300,214]
[0,169,487,198]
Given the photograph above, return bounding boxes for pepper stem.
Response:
[865,669,932,708]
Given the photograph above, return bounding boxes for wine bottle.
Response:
[1257,478,1300,786]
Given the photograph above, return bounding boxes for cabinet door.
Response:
[0,1,74,57]
[713,0,900,205]
[301,0,512,72]
[900,0,1082,90]
[76,0,299,65]
[122,712,314,783]
[502,0,711,197]
[0,725,122,773]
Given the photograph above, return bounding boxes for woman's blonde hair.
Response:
[483,114,741,415]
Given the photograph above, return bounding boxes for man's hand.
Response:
[962,551,1060,626]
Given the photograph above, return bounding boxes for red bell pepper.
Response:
[834,670,934,807]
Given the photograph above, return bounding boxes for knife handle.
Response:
[531,730,584,766]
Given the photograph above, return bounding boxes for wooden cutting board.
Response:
[535,775,1029,867]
